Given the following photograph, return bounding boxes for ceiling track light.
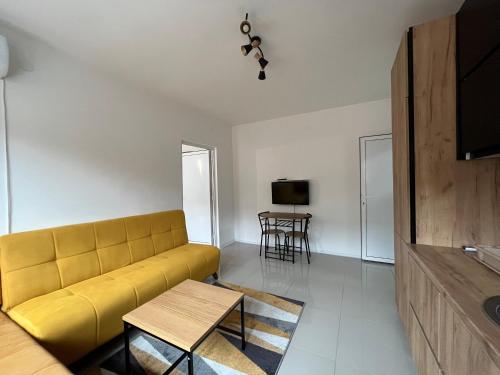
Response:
[240,13,269,80]
[254,52,269,70]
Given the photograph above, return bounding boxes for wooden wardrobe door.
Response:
[391,33,411,244]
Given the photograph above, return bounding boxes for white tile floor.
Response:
[220,242,417,375]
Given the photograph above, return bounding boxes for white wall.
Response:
[0,24,234,246]
[232,99,391,258]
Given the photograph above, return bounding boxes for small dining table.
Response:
[260,212,309,263]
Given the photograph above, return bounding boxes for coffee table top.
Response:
[123,279,244,352]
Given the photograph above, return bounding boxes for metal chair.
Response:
[285,213,312,264]
[258,211,285,260]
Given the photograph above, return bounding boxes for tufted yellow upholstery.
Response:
[0,210,219,364]
[106,264,167,306]
[138,255,191,289]
[54,224,100,288]
[7,290,97,364]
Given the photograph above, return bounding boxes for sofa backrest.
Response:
[0,210,188,311]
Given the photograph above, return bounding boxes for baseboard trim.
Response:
[220,240,236,248]
[234,239,260,246]
[233,240,361,259]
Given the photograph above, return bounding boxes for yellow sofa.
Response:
[0,210,220,364]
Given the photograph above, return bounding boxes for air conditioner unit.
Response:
[0,36,9,79]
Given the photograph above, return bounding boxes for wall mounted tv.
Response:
[456,0,500,159]
[272,180,309,205]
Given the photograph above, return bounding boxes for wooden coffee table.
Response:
[122,279,245,375]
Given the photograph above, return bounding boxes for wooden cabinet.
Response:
[440,298,500,375]
[389,15,498,253]
[395,244,500,375]
[408,254,440,352]
[391,33,412,244]
[392,11,500,375]
[392,14,500,250]
[392,32,412,334]
[412,15,457,247]
[409,306,442,375]
[395,235,409,332]
[412,15,500,248]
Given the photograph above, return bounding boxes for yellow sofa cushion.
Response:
[53,223,96,258]
[0,210,191,313]
[0,230,60,310]
[137,255,191,289]
[0,209,217,365]
[151,211,188,252]
[66,275,136,345]
[151,231,174,254]
[53,224,100,288]
[2,262,61,312]
[124,215,156,262]
[57,252,100,288]
[128,237,155,263]
[106,264,167,306]
[157,244,220,281]
[159,248,208,281]
[94,219,131,273]
[94,218,127,249]
[180,243,220,273]
[7,289,97,364]
[124,214,151,240]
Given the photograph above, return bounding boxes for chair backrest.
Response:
[257,211,270,233]
[303,213,312,235]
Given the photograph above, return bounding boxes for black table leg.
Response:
[240,298,246,350]
[187,352,194,375]
[124,322,131,375]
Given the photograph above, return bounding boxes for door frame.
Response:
[181,141,220,247]
[359,133,394,264]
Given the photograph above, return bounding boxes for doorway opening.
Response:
[359,134,394,263]
[181,142,219,246]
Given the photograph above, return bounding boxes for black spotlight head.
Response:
[258,57,269,69]
[241,44,253,56]
[258,70,266,80]
[250,36,262,48]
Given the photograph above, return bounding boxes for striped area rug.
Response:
[96,281,304,375]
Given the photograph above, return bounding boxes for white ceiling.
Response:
[0,0,464,125]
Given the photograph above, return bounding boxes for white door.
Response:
[182,146,212,244]
[360,134,394,263]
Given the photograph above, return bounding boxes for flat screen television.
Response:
[456,0,500,159]
[272,180,309,205]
